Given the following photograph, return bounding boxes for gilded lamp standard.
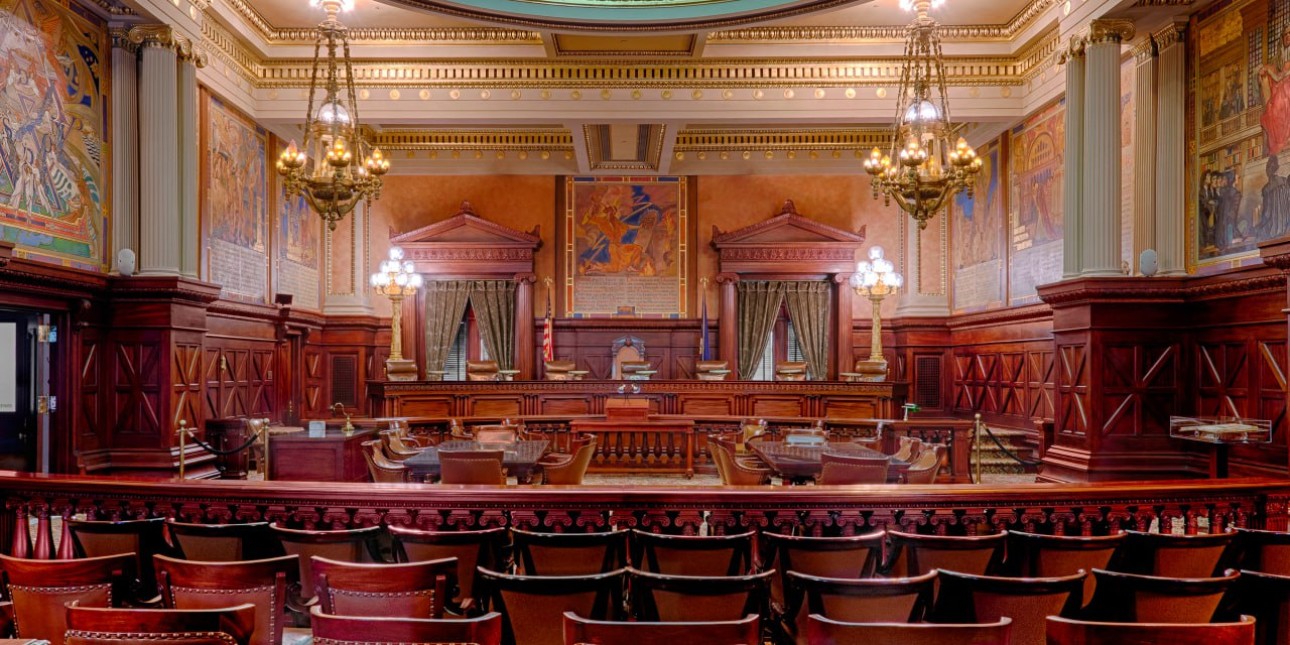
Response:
[850,246,904,381]
[371,247,423,382]
[275,0,390,232]
[863,0,982,230]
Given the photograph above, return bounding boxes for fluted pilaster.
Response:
[178,54,200,278]
[1132,37,1157,273]
[1081,20,1134,276]
[1060,38,1085,278]
[109,30,138,272]
[131,25,182,275]
[895,215,949,317]
[1155,20,1187,275]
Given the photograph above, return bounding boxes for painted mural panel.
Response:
[203,94,268,302]
[274,147,321,310]
[0,0,108,270]
[1193,0,1290,267]
[1008,100,1065,305]
[951,137,1006,313]
[1122,56,1136,271]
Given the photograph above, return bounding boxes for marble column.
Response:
[1155,20,1187,276]
[1132,37,1157,273]
[1060,38,1086,278]
[129,26,185,276]
[109,30,138,272]
[1080,20,1134,277]
[177,50,203,278]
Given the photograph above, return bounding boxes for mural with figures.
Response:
[203,93,268,302]
[274,157,321,310]
[951,137,1006,313]
[1194,0,1290,266]
[1008,100,1065,304]
[0,0,108,270]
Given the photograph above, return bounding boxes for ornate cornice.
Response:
[1152,19,1187,50]
[674,127,890,152]
[1017,27,1061,84]
[710,0,1060,43]
[86,0,136,16]
[371,129,574,151]
[127,25,197,59]
[1087,19,1135,45]
[1130,36,1157,62]
[218,0,541,45]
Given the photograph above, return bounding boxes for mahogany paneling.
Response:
[542,318,704,381]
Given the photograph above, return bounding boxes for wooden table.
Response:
[569,418,697,477]
[403,439,550,483]
[750,441,909,483]
[269,428,377,482]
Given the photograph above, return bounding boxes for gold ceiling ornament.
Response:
[864,0,982,230]
[275,0,390,232]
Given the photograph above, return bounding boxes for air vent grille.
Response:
[330,355,358,408]
[914,355,941,408]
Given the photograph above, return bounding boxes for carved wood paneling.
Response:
[77,333,103,453]
[1101,343,1179,438]
[111,340,163,446]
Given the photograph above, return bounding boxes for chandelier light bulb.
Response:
[857,260,872,274]
[863,272,880,288]
[402,261,415,274]
[868,246,885,261]
[394,273,409,287]
[890,273,905,289]
[389,247,404,261]
[410,274,424,288]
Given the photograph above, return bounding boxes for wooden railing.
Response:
[1,473,1286,557]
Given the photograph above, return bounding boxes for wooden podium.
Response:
[605,398,649,421]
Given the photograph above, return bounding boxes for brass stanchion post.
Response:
[973,413,983,484]
[176,419,189,480]
[260,418,271,481]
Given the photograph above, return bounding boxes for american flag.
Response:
[541,289,554,363]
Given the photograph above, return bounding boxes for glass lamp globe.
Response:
[903,100,940,125]
[868,246,885,261]
[316,100,351,126]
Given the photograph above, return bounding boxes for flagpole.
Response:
[700,276,710,361]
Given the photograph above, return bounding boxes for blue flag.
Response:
[700,292,711,360]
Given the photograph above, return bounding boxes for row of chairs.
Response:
[708,434,947,486]
[363,430,598,486]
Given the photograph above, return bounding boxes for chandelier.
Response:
[864,0,981,230]
[276,0,390,231]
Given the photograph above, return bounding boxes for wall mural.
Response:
[274,150,321,311]
[951,137,1006,313]
[0,0,107,270]
[1193,0,1290,267]
[564,176,688,318]
[202,93,268,302]
[1008,99,1065,304]
[1121,56,1136,271]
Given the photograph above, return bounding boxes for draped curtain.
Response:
[737,281,787,380]
[783,280,831,380]
[423,280,473,374]
[470,280,518,371]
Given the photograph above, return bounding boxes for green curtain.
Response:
[783,280,831,380]
[423,280,473,374]
[470,280,517,371]
[737,281,787,380]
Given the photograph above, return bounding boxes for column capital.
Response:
[1056,35,1087,65]
[1152,18,1188,50]
[127,25,198,62]
[109,27,139,54]
[1131,36,1157,63]
[1087,19,1135,45]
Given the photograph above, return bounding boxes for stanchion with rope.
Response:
[177,419,190,480]
[177,418,266,479]
[971,413,1043,483]
[973,413,982,484]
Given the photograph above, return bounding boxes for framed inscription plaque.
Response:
[563,176,689,318]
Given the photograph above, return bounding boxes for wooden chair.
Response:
[902,444,947,484]
[563,611,759,645]
[389,525,509,615]
[694,360,732,382]
[311,607,503,645]
[66,517,173,600]
[1233,526,1290,576]
[477,568,626,645]
[380,430,423,461]
[1045,615,1256,645]
[363,440,410,482]
[511,528,628,575]
[775,361,809,381]
[439,449,507,485]
[891,436,922,462]
[628,568,772,622]
[0,553,134,645]
[312,556,456,618]
[166,521,285,562]
[758,530,886,619]
[475,425,521,444]
[631,529,754,577]
[154,554,297,645]
[1115,529,1235,578]
[268,523,384,604]
[804,614,1013,645]
[817,452,890,485]
[709,436,772,485]
[932,569,1086,645]
[544,360,578,381]
[65,604,257,645]
[785,571,936,645]
[1227,569,1290,645]
[385,419,429,448]
[1003,531,1124,608]
[540,435,597,485]
[883,530,1006,579]
[466,360,501,381]
[1086,568,1239,623]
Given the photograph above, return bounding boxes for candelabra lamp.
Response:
[849,246,904,381]
[370,247,423,381]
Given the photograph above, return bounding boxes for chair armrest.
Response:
[538,454,574,468]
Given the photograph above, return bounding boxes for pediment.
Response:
[390,202,542,248]
[710,200,865,275]
[710,200,866,246]
[389,202,541,277]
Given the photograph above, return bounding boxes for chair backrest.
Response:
[902,444,946,484]
[631,529,754,577]
[478,568,626,645]
[65,517,171,599]
[545,436,598,486]
[933,568,1086,645]
[1230,569,1290,645]
[512,529,628,576]
[884,530,1006,578]
[64,603,257,645]
[545,360,577,381]
[380,431,422,459]
[817,452,890,485]
[363,440,409,482]
[1045,615,1256,645]
[1119,529,1235,578]
[1234,527,1290,576]
[167,521,283,562]
[709,438,769,486]
[1087,568,1240,624]
[775,361,809,381]
[474,426,519,444]
[760,530,886,615]
[892,436,922,462]
[1005,531,1124,608]
[787,571,936,645]
[439,449,506,485]
[629,568,772,622]
[0,552,134,645]
[611,337,645,380]
[312,555,456,618]
[154,554,297,645]
[562,611,759,645]
[268,523,383,600]
[694,360,730,381]
[804,614,1012,645]
[466,360,501,381]
[389,525,509,613]
[311,607,503,645]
